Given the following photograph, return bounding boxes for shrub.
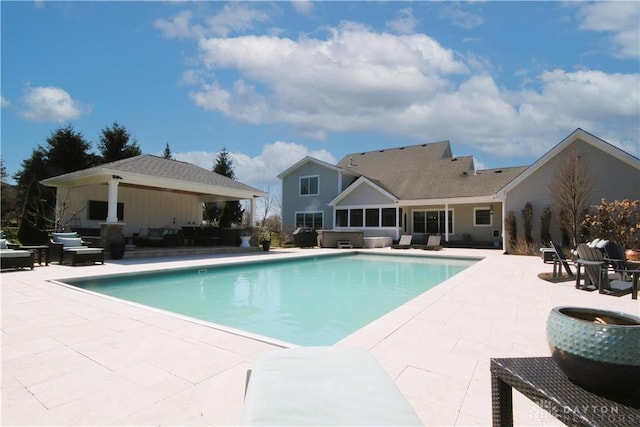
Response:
[540,207,552,245]
[522,202,533,244]
[505,211,517,250]
[582,199,640,249]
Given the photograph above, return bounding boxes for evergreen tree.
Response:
[98,121,141,163]
[14,125,96,241]
[205,148,244,227]
[162,143,174,160]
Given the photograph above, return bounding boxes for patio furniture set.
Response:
[0,231,105,271]
[547,239,638,299]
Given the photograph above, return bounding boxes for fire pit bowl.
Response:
[546,306,640,393]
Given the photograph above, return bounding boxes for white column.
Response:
[444,203,449,242]
[250,198,256,227]
[107,177,120,223]
[395,207,400,240]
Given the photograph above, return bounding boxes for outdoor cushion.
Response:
[0,249,32,258]
[57,237,84,247]
[242,346,422,426]
[64,247,103,254]
[148,228,165,239]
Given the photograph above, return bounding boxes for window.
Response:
[335,207,397,228]
[350,209,363,227]
[300,176,319,196]
[296,212,323,230]
[381,208,396,227]
[365,208,379,227]
[474,208,492,226]
[88,200,124,221]
[335,209,348,227]
[413,210,452,234]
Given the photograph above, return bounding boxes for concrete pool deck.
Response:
[2,248,638,426]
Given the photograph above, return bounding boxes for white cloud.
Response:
[155,4,269,39]
[290,0,313,16]
[385,8,418,35]
[438,3,485,30]
[164,8,639,163]
[576,1,640,59]
[173,141,336,189]
[20,86,88,123]
[0,96,10,108]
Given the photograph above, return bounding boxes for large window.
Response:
[300,176,319,196]
[88,200,124,221]
[335,207,397,228]
[474,208,492,226]
[295,212,323,230]
[413,210,452,234]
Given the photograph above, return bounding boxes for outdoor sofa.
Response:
[133,227,181,247]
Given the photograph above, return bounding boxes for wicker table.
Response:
[19,245,49,266]
[491,357,640,427]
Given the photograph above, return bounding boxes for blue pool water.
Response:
[66,253,476,345]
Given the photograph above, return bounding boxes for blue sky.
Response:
[2,1,639,192]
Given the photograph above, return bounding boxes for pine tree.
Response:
[98,121,141,163]
[162,143,174,160]
[205,148,244,227]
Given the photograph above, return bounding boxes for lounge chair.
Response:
[550,241,574,277]
[576,243,632,296]
[242,346,422,426]
[49,232,105,266]
[422,235,443,251]
[0,239,34,271]
[391,235,412,249]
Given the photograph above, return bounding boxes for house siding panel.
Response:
[505,139,640,247]
[337,184,395,206]
[281,162,341,231]
[58,184,202,236]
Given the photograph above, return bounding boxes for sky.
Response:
[2,1,639,194]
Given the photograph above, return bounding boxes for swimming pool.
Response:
[64,253,477,345]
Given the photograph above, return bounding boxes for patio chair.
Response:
[49,232,105,266]
[242,346,422,426]
[0,239,34,271]
[576,243,632,296]
[391,235,412,249]
[550,241,574,278]
[422,235,443,251]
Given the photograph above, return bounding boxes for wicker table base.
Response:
[490,357,639,427]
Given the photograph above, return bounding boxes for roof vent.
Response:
[451,157,457,161]
[399,147,405,150]
[495,169,503,173]
[379,150,384,152]
[462,171,468,175]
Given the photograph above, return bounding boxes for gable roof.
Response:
[41,155,267,201]
[328,176,399,206]
[276,156,345,179]
[337,142,527,200]
[498,128,640,196]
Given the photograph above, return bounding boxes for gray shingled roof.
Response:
[40,155,269,203]
[337,143,527,200]
[102,155,259,191]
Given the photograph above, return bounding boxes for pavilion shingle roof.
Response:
[336,142,527,200]
[89,155,261,192]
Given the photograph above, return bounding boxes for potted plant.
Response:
[259,228,272,251]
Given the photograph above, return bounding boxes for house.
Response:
[278,129,640,250]
[40,155,268,245]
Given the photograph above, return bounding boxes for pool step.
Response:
[337,240,353,249]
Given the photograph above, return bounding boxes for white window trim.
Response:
[299,175,320,196]
[473,207,493,227]
[334,205,398,229]
[295,211,324,229]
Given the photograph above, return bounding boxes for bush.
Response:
[582,199,640,249]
